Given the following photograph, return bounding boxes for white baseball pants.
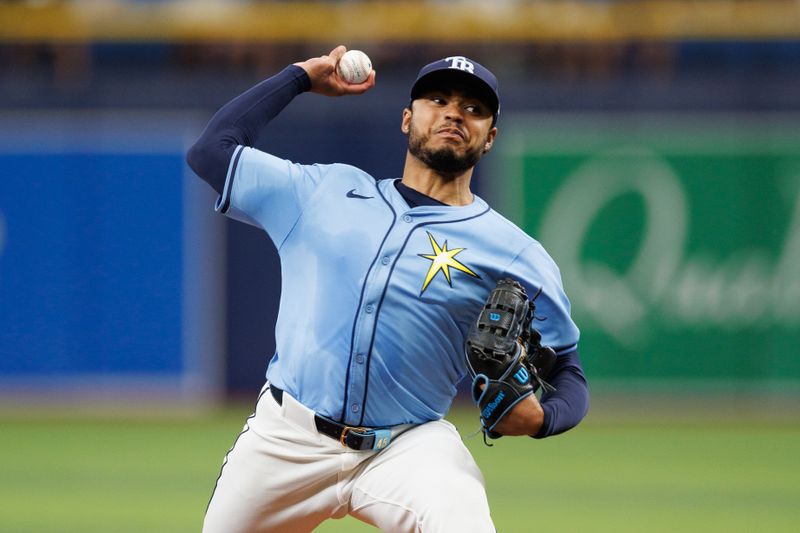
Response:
[202,384,495,533]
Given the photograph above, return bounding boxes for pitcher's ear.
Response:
[401,107,412,134]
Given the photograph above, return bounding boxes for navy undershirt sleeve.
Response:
[186,65,311,195]
[534,349,589,438]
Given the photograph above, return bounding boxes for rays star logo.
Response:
[418,231,480,294]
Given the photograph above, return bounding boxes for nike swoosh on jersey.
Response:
[346,189,374,199]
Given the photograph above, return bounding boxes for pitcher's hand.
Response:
[294,46,376,96]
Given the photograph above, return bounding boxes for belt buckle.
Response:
[339,426,364,447]
[339,426,392,451]
[339,426,370,448]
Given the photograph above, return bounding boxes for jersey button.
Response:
[402,215,412,223]
[365,304,374,314]
[351,404,360,413]
[355,354,365,364]
[381,256,390,265]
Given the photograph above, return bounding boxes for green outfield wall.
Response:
[487,114,800,391]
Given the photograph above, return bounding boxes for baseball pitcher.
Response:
[187,46,589,532]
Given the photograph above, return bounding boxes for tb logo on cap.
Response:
[445,56,474,74]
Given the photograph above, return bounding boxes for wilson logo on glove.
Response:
[481,391,506,419]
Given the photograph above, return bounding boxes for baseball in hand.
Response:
[336,50,372,84]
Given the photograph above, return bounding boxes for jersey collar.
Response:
[380,178,489,222]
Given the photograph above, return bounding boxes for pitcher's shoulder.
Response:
[483,207,541,249]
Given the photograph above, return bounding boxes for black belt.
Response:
[270,386,392,451]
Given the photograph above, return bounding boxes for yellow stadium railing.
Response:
[1,1,799,43]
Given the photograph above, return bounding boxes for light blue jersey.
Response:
[217,145,579,427]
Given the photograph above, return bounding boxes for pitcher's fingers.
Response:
[328,45,347,63]
[347,70,376,95]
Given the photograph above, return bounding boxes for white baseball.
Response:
[337,50,372,84]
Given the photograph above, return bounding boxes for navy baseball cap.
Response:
[410,56,500,123]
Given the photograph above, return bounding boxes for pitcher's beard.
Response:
[408,128,484,178]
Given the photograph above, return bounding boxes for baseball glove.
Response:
[465,278,556,443]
